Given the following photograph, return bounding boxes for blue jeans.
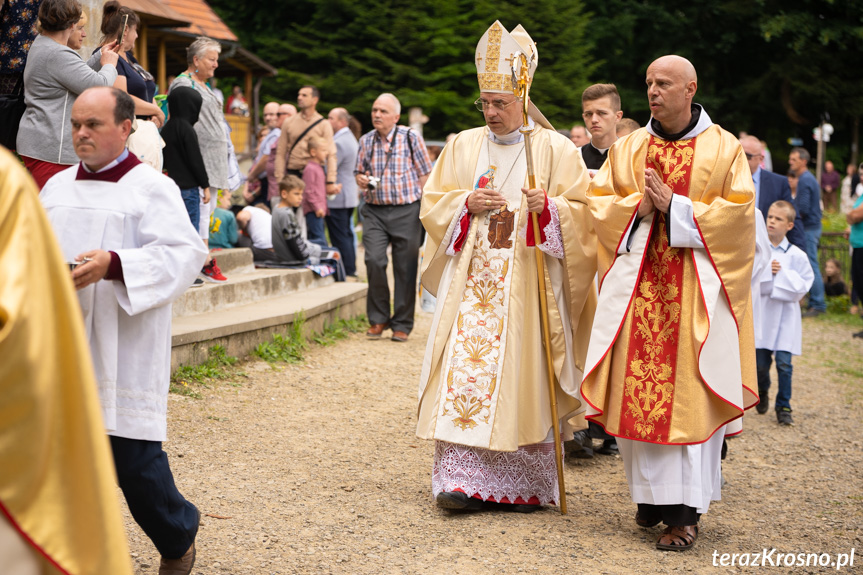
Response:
[180,187,200,231]
[305,212,328,249]
[804,224,825,311]
[325,207,356,276]
[756,349,793,410]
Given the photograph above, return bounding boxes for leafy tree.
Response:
[208,0,595,138]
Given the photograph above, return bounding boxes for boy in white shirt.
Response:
[756,200,815,425]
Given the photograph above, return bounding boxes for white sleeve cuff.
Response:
[445,204,470,256]
[538,200,564,259]
[668,195,705,248]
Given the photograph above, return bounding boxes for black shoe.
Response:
[853,330,863,339]
[801,309,824,318]
[436,491,482,511]
[596,439,619,455]
[756,392,769,414]
[565,430,594,459]
[484,500,542,513]
[776,408,794,426]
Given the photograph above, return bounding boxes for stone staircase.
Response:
[170,248,367,369]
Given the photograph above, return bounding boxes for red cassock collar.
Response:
[75,153,142,183]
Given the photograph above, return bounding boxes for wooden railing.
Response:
[225,113,251,157]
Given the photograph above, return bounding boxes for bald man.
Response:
[246,101,282,208]
[582,55,757,551]
[740,135,805,250]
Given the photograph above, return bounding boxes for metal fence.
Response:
[820,232,852,286]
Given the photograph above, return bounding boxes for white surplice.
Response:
[40,161,207,442]
[756,238,814,355]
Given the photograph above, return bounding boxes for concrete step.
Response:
[174,268,334,318]
[207,248,255,276]
[171,281,368,369]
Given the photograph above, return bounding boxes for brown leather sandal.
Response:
[656,524,698,551]
[635,511,661,528]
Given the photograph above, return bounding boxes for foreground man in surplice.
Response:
[40,87,207,574]
[417,20,597,512]
[581,55,758,550]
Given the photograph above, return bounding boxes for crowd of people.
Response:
[2,3,860,573]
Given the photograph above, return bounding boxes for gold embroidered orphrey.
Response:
[619,135,695,443]
[442,228,516,430]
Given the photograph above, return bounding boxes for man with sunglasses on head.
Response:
[417,21,597,514]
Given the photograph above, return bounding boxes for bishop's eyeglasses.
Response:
[474,97,521,112]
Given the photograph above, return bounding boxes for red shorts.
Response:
[21,156,73,190]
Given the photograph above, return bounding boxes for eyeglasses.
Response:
[744,152,763,160]
[474,97,520,112]
[277,112,290,116]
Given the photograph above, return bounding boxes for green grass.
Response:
[254,312,368,363]
[254,313,308,363]
[312,315,368,346]
[170,345,240,399]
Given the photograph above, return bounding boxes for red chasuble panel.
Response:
[617,136,696,443]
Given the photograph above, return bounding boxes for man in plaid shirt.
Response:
[355,93,433,342]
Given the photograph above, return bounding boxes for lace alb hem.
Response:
[518,200,564,259]
[445,204,470,256]
[431,440,560,506]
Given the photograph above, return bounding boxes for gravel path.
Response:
[127,309,863,574]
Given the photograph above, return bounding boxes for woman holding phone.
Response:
[16,0,120,188]
[89,1,164,169]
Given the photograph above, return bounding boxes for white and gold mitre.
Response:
[475,20,537,93]
[475,20,553,129]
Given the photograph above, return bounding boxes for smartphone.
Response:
[116,14,129,48]
[68,257,92,271]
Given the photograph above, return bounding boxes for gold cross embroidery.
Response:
[638,384,659,411]
[657,148,677,174]
[504,54,515,67]
[476,52,482,65]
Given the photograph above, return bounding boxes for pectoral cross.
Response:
[638,384,659,411]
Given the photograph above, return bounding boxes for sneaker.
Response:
[801,309,824,318]
[776,408,794,426]
[190,278,205,288]
[200,258,227,283]
[756,392,769,414]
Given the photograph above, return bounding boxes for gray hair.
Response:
[186,36,221,67]
[790,146,811,163]
[378,93,401,116]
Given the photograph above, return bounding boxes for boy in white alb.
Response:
[756,200,814,426]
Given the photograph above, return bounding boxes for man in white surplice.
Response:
[417,21,597,512]
[40,87,207,573]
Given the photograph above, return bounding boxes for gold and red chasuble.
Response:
[617,136,696,443]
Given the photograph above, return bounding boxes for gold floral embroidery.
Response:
[443,232,512,431]
[648,138,694,186]
[622,219,682,441]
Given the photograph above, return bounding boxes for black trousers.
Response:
[638,503,699,526]
[325,207,356,276]
[110,436,199,559]
[362,201,422,333]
